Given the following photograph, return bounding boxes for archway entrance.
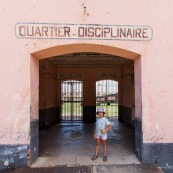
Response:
[30,44,142,166]
[96,80,118,118]
[61,80,83,121]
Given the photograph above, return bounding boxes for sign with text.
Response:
[97,73,118,78]
[16,23,153,41]
[58,73,84,79]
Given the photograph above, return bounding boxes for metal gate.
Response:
[61,80,83,121]
[96,80,118,117]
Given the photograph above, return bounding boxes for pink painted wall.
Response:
[0,0,173,145]
[39,60,57,109]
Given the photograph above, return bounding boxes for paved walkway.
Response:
[0,164,163,173]
[33,118,140,167]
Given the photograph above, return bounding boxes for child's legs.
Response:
[95,138,101,156]
[102,140,107,156]
[100,134,107,156]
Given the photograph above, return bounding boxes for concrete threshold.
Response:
[93,164,163,173]
[31,153,140,168]
[31,154,140,168]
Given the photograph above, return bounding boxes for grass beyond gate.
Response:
[61,103,118,117]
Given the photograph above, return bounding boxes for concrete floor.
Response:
[32,118,141,167]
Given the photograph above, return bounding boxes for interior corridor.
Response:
[32,118,140,167]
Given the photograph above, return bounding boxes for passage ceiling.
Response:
[48,52,128,66]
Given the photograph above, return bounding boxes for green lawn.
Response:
[61,102,118,117]
[61,102,82,115]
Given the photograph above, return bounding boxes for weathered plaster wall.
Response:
[0,0,173,171]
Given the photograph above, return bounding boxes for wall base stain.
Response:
[0,144,29,170]
[135,118,143,161]
[142,143,173,173]
[134,118,173,173]
[30,120,39,164]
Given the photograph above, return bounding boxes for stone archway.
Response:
[32,43,140,60]
[30,43,142,165]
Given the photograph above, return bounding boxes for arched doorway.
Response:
[61,80,83,121]
[96,80,118,117]
[30,43,142,165]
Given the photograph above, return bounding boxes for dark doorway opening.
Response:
[35,48,141,167]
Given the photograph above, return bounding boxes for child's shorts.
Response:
[96,134,107,140]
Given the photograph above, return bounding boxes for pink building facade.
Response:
[0,0,173,172]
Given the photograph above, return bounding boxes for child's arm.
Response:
[101,124,112,134]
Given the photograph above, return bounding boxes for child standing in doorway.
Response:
[91,107,112,162]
